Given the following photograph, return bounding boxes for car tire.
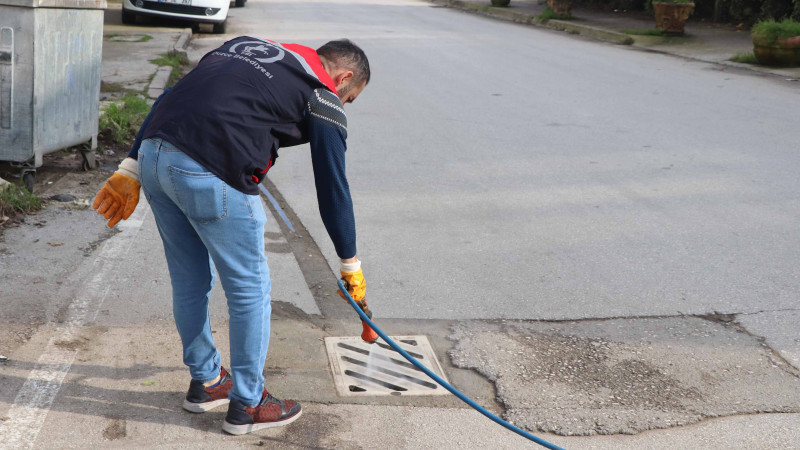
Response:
[235,0,245,7]
[121,8,136,25]
[212,20,226,34]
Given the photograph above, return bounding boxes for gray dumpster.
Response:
[0,0,106,191]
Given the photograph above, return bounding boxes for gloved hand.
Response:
[338,259,377,343]
[338,259,366,302]
[92,158,140,228]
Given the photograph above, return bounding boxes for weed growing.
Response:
[538,7,572,21]
[105,34,154,43]
[99,95,151,145]
[620,28,666,36]
[151,52,190,86]
[0,184,42,216]
[730,51,759,63]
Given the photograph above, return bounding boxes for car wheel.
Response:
[121,8,136,25]
[235,0,245,7]
[212,20,226,34]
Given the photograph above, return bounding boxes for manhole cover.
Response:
[324,335,450,397]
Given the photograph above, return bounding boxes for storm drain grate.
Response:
[324,336,450,397]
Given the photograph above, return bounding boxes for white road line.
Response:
[0,205,148,448]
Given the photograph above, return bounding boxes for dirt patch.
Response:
[449,317,800,436]
[0,322,43,358]
[54,336,90,352]
[103,418,127,440]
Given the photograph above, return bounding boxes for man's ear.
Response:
[334,70,355,88]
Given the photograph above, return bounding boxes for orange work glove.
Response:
[338,259,366,302]
[338,259,377,343]
[92,157,140,228]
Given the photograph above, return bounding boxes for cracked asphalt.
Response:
[450,317,799,436]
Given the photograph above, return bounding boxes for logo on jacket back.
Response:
[229,40,285,64]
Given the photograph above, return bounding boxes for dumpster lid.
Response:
[0,0,105,8]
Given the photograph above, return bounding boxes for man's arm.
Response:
[307,88,357,259]
[92,89,170,227]
[307,88,365,302]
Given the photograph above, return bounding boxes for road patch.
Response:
[450,317,800,436]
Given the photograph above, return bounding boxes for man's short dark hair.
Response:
[317,39,371,87]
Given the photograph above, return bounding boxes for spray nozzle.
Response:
[340,279,379,344]
[356,299,379,344]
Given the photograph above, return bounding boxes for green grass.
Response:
[151,52,190,87]
[105,34,154,43]
[99,95,151,145]
[621,28,666,36]
[100,81,127,93]
[752,19,800,44]
[730,51,759,64]
[537,6,572,21]
[0,184,42,216]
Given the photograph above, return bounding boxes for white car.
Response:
[121,0,244,34]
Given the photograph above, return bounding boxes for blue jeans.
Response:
[138,137,270,407]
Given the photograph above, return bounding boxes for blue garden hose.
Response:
[337,280,564,450]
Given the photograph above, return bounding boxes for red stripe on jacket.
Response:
[281,43,339,95]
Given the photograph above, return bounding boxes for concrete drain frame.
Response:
[324,335,450,397]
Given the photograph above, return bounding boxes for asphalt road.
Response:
[193,0,800,322]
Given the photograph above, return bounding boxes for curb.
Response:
[171,27,193,56]
[548,19,634,45]
[147,66,172,99]
[148,28,192,99]
[436,0,634,45]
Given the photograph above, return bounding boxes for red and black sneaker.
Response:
[222,389,302,435]
[182,367,233,413]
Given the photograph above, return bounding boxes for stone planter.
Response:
[547,0,572,15]
[490,0,510,6]
[753,34,800,66]
[652,2,694,34]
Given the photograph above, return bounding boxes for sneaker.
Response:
[222,390,302,435]
[182,367,233,413]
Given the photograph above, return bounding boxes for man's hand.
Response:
[92,158,140,228]
[338,259,365,302]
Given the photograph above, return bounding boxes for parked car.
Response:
[121,0,245,34]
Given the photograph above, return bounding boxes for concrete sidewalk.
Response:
[101,1,192,99]
[432,0,800,79]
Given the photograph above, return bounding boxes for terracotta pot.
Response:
[490,0,510,6]
[753,34,800,67]
[547,0,572,15]
[652,2,694,34]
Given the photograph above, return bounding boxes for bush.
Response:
[752,18,800,42]
[575,0,795,25]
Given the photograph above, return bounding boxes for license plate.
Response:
[159,0,191,4]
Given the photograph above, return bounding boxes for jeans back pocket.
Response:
[168,166,227,224]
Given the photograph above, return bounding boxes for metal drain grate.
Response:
[324,335,450,397]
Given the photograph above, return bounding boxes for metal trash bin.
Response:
[0,0,106,192]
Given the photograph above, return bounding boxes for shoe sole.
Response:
[183,398,230,413]
[221,409,303,435]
